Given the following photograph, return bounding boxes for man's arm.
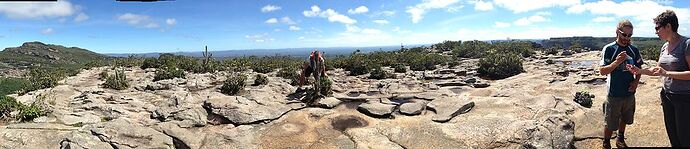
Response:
[600,51,627,75]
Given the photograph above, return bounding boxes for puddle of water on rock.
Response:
[343,101,364,109]
[555,60,597,68]
[449,87,464,94]
[346,92,361,97]
[330,115,369,131]
[365,91,380,96]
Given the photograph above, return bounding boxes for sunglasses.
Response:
[618,30,632,38]
[655,24,665,31]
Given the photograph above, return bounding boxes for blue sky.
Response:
[0,0,688,53]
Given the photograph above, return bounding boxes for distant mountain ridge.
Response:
[105,45,428,58]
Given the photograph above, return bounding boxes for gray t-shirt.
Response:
[658,36,690,94]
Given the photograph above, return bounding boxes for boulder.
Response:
[202,94,304,125]
[88,119,175,149]
[428,97,475,123]
[317,97,342,109]
[399,102,425,115]
[357,101,396,118]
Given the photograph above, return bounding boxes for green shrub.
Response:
[99,71,109,80]
[0,96,21,118]
[20,68,65,94]
[18,103,46,121]
[368,66,389,80]
[394,64,407,73]
[447,61,460,68]
[253,74,268,86]
[153,67,185,82]
[103,68,129,90]
[478,51,524,79]
[452,40,490,58]
[277,67,299,85]
[141,57,160,69]
[318,76,333,97]
[251,62,274,74]
[221,74,246,95]
[0,77,30,96]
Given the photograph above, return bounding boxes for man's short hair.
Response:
[654,10,679,32]
[617,19,633,31]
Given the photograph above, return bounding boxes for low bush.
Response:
[153,66,185,82]
[18,103,46,122]
[394,64,406,73]
[220,74,246,95]
[253,74,268,86]
[0,96,21,118]
[478,51,523,79]
[368,66,389,80]
[318,76,333,97]
[103,68,129,90]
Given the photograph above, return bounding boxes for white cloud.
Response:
[265,18,278,24]
[592,16,615,23]
[406,0,461,23]
[494,21,511,28]
[245,33,274,43]
[470,0,494,11]
[567,0,690,22]
[566,0,690,35]
[456,25,615,40]
[166,18,176,25]
[144,23,159,28]
[303,5,357,24]
[289,26,301,31]
[361,28,382,34]
[41,27,53,35]
[493,0,580,13]
[280,16,296,25]
[514,15,547,26]
[535,11,552,16]
[372,11,396,17]
[74,12,88,22]
[345,24,361,32]
[274,29,281,32]
[373,20,389,25]
[0,0,77,19]
[261,5,281,13]
[303,5,321,17]
[348,6,369,14]
[298,36,305,40]
[117,13,163,28]
[393,26,412,34]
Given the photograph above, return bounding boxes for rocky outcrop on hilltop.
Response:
[0,51,670,148]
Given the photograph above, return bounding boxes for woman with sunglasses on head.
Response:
[626,10,690,147]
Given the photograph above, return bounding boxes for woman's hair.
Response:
[654,10,679,32]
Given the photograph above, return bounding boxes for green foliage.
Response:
[636,39,664,61]
[434,40,462,51]
[393,64,407,73]
[221,74,246,95]
[153,66,185,82]
[368,66,390,80]
[18,103,46,121]
[0,96,21,118]
[19,68,66,94]
[318,76,333,97]
[103,68,129,90]
[277,67,300,85]
[452,40,490,58]
[141,57,160,69]
[478,50,524,79]
[253,74,268,86]
[0,77,30,96]
[99,71,109,80]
